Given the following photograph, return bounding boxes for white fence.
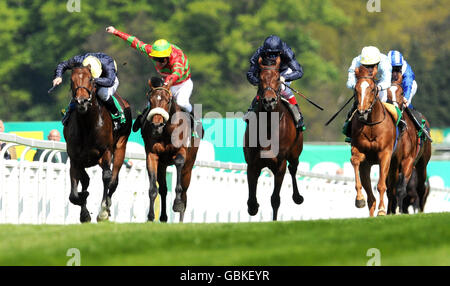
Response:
[1,132,449,224]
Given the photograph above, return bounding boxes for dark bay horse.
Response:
[141,77,202,223]
[243,56,304,221]
[64,66,132,223]
[386,71,432,214]
[350,65,398,216]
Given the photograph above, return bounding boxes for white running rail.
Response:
[1,132,449,224]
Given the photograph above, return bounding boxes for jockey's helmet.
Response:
[82,56,102,78]
[387,50,404,67]
[262,35,283,59]
[150,39,172,58]
[360,46,381,65]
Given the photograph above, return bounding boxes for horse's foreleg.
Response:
[97,152,113,222]
[147,153,159,222]
[377,151,392,216]
[157,165,168,223]
[288,158,303,205]
[106,139,127,215]
[360,162,376,216]
[271,161,287,221]
[351,148,366,210]
[247,163,262,216]
[173,152,187,214]
[397,157,414,214]
[79,169,91,223]
[415,158,429,212]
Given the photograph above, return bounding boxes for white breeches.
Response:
[97,77,119,101]
[170,78,193,112]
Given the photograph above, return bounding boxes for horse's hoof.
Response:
[147,214,155,222]
[377,209,386,216]
[160,214,168,223]
[293,194,304,205]
[355,199,366,208]
[80,211,91,223]
[97,210,109,222]
[248,203,259,216]
[173,199,185,213]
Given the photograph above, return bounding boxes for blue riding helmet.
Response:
[388,50,404,67]
[263,35,283,58]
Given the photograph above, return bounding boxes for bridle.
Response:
[355,76,385,125]
[72,73,96,104]
[146,87,173,112]
[260,65,281,101]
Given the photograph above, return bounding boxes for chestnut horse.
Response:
[64,66,132,223]
[243,56,304,221]
[386,71,432,214]
[350,65,399,217]
[141,77,202,223]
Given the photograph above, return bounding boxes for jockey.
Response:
[343,46,393,142]
[244,35,305,131]
[106,26,194,132]
[53,53,125,129]
[387,50,417,108]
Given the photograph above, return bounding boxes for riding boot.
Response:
[342,100,358,143]
[287,103,305,131]
[190,110,203,138]
[104,96,125,130]
[243,96,258,122]
[133,106,150,132]
[395,106,407,134]
[61,100,76,126]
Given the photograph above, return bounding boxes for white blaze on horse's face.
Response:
[360,81,370,109]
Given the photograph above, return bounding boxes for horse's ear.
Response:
[275,55,281,67]
[373,65,378,77]
[397,72,402,82]
[258,57,262,66]
[355,67,360,78]
[148,78,153,88]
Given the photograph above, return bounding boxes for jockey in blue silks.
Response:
[387,50,417,109]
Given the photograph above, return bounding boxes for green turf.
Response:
[0,213,449,266]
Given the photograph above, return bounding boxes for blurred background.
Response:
[0,0,448,143]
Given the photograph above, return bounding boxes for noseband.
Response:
[72,78,95,103]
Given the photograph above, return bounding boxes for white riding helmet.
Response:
[360,46,381,65]
[82,56,102,78]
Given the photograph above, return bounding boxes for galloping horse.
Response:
[64,66,132,223]
[243,56,304,221]
[141,77,202,223]
[350,65,398,216]
[386,71,432,214]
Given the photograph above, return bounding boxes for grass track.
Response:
[0,213,449,266]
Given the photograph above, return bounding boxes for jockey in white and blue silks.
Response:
[387,50,417,108]
[342,46,393,142]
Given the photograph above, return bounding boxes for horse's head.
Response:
[71,66,96,114]
[146,77,173,137]
[354,65,379,121]
[258,56,281,111]
[388,70,404,105]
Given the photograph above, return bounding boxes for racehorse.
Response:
[350,65,398,216]
[141,77,202,223]
[386,70,432,214]
[64,66,132,223]
[243,56,304,221]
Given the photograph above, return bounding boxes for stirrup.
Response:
[345,137,352,143]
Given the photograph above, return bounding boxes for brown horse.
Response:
[64,66,132,223]
[243,56,304,221]
[386,70,432,214]
[350,65,399,216]
[141,77,202,223]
